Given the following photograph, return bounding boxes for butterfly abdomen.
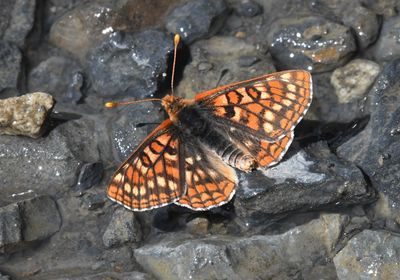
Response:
[177,105,256,172]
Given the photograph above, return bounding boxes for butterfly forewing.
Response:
[175,141,238,210]
[107,120,185,211]
[195,70,312,141]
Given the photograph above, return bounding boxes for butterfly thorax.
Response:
[161,95,194,123]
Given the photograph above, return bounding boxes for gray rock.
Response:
[175,36,275,99]
[235,142,375,226]
[331,59,381,103]
[0,118,100,204]
[268,16,356,73]
[334,230,400,279]
[0,0,36,47]
[81,193,106,211]
[235,0,263,17]
[0,195,61,253]
[54,271,154,280]
[28,56,83,103]
[0,273,10,280]
[135,213,345,280]
[86,30,172,98]
[0,41,22,93]
[0,92,55,138]
[374,16,400,61]
[362,0,399,18]
[165,0,228,44]
[337,59,400,222]
[102,208,142,248]
[74,162,104,195]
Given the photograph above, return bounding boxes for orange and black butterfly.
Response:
[106,35,312,211]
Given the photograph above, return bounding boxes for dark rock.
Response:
[175,36,275,99]
[0,273,10,280]
[74,162,104,195]
[0,196,60,253]
[0,41,22,94]
[0,0,36,47]
[82,193,106,211]
[235,142,375,226]
[86,30,172,98]
[135,213,345,279]
[373,16,400,62]
[102,208,142,248]
[337,59,400,224]
[0,203,22,253]
[0,118,100,205]
[165,0,228,44]
[109,101,165,162]
[268,16,356,73]
[236,0,263,17]
[65,71,84,103]
[334,230,400,278]
[0,92,55,138]
[27,56,83,102]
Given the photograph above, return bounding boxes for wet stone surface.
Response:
[268,16,356,73]
[0,0,398,278]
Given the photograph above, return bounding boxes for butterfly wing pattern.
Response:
[107,70,312,211]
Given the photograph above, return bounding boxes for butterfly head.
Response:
[162,94,190,121]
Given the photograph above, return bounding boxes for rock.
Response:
[235,0,263,17]
[175,36,275,99]
[186,217,210,235]
[373,16,400,62]
[135,213,345,279]
[362,0,399,18]
[109,101,165,162]
[334,230,400,279]
[0,41,22,94]
[0,203,22,253]
[74,162,104,195]
[0,195,61,253]
[86,30,172,98]
[0,273,10,280]
[330,59,381,103]
[165,0,228,44]
[0,92,54,138]
[102,208,142,248]
[54,271,154,280]
[235,142,375,226]
[81,193,106,211]
[49,0,175,59]
[337,59,400,225]
[268,16,356,73]
[27,56,84,103]
[0,118,100,204]
[0,0,36,47]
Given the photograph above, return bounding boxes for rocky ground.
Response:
[1,0,400,279]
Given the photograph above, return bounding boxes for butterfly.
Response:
[106,36,312,211]
[105,35,312,211]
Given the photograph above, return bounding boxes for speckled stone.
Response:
[0,92,54,138]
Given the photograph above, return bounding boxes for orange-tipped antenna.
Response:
[171,34,180,96]
[104,98,162,108]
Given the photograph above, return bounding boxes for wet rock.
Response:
[334,230,400,279]
[102,208,142,248]
[109,101,165,162]
[268,16,356,73]
[135,213,345,279]
[28,56,83,103]
[175,36,275,99]
[49,0,175,59]
[361,0,399,18]
[165,0,228,44]
[330,59,380,103]
[65,71,84,103]
[74,162,104,195]
[373,16,400,62]
[0,274,10,280]
[86,30,172,98]
[0,203,22,253]
[337,59,400,223]
[55,271,154,280]
[0,118,100,205]
[82,193,106,211]
[0,0,36,47]
[235,0,263,17]
[0,195,61,253]
[235,142,375,226]
[186,217,210,235]
[0,41,22,94]
[0,92,54,138]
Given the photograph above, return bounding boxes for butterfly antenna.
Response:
[104,98,162,108]
[171,34,180,96]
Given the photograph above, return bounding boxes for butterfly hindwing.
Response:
[175,140,238,210]
[107,119,185,211]
[195,70,312,141]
